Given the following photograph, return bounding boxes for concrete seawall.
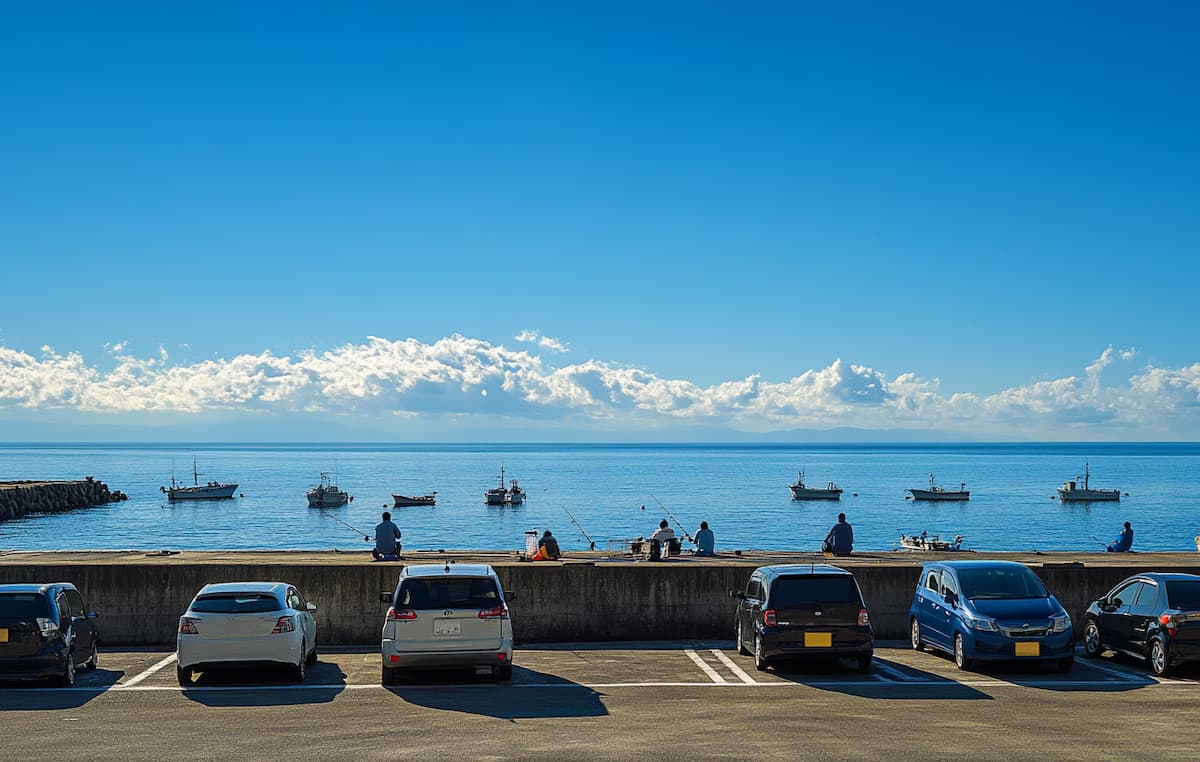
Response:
[2,550,1198,645]
[0,479,128,521]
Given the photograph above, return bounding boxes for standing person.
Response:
[693,521,715,557]
[823,513,854,556]
[537,530,562,560]
[1107,521,1134,552]
[373,511,402,560]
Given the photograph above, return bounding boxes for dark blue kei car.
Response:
[908,561,1075,671]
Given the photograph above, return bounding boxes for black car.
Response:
[732,564,873,672]
[0,583,100,686]
[1082,572,1200,676]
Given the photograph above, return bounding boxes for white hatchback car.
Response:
[177,581,318,685]
[380,563,514,684]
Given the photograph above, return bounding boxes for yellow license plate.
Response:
[1015,641,1040,657]
[805,632,832,648]
[0,628,7,643]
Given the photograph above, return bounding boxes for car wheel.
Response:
[176,665,194,686]
[1150,639,1171,677]
[1057,655,1075,672]
[953,633,972,671]
[497,663,513,682]
[381,665,398,686]
[84,641,99,671]
[53,651,76,687]
[1083,620,1103,659]
[754,636,769,672]
[305,641,318,666]
[289,644,307,682]
[856,653,873,673]
[910,618,924,651]
[736,621,751,656]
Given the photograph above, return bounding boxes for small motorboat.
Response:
[899,531,965,552]
[392,492,437,508]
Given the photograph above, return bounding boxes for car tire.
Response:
[305,642,318,666]
[1057,655,1075,672]
[497,664,513,682]
[953,633,972,671]
[754,636,769,672]
[381,665,398,686]
[289,644,307,682]
[910,618,924,652]
[53,650,76,687]
[856,653,873,673]
[1082,620,1103,659]
[177,665,194,686]
[736,621,751,656]
[1150,638,1171,677]
[84,641,99,671]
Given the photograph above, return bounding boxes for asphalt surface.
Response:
[3,643,1198,760]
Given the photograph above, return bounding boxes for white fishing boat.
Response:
[484,466,526,506]
[160,460,238,501]
[307,472,352,508]
[1058,462,1121,502]
[899,531,965,552]
[788,469,844,500]
[908,474,970,501]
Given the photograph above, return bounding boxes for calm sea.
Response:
[0,443,1197,553]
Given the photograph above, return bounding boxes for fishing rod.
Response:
[649,494,694,543]
[562,506,596,551]
[322,513,371,542]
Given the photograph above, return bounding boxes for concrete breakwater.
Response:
[0,479,128,522]
[2,550,1198,646]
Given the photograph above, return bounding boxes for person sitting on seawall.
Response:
[822,513,854,556]
[693,521,715,557]
[650,519,677,559]
[1107,521,1134,553]
[372,511,402,561]
[532,530,561,561]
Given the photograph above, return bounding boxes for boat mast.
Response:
[193,458,199,486]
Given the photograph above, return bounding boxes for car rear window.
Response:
[770,576,860,607]
[398,578,500,609]
[191,593,282,614]
[0,593,51,620]
[958,567,1047,600]
[1166,581,1200,610]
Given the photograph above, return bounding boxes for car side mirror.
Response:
[1110,597,1122,608]
[731,590,745,601]
[944,591,958,607]
[306,602,318,612]
[379,592,393,604]
[86,611,99,619]
[504,590,516,601]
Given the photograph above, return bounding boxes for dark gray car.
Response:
[0,582,100,686]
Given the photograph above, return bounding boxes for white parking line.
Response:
[1080,658,1156,683]
[683,649,726,684]
[871,660,916,682]
[709,649,757,684]
[119,653,177,688]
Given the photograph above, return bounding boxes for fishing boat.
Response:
[908,474,970,501]
[899,531,965,552]
[788,469,843,500]
[306,472,352,508]
[391,491,437,508]
[1058,462,1121,502]
[484,466,526,506]
[160,460,238,501]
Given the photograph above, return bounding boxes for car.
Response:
[908,560,1074,671]
[731,564,874,672]
[0,582,100,687]
[379,563,514,684]
[176,581,318,685]
[1082,572,1200,676]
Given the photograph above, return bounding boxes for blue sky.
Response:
[1,2,1197,440]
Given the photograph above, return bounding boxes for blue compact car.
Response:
[908,561,1075,671]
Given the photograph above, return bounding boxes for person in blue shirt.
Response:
[693,521,715,556]
[1107,521,1134,552]
[372,511,402,560]
[823,513,854,556]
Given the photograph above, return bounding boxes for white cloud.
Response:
[0,338,1196,439]
[515,329,569,353]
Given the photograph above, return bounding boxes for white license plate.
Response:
[434,620,461,636]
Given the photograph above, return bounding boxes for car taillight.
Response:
[478,605,509,619]
[178,617,199,635]
[387,607,417,621]
[36,617,59,638]
[858,608,870,626]
[763,609,777,627]
[1160,613,1178,636]
[271,616,295,634]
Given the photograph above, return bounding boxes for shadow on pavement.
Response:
[915,648,1157,693]
[0,667,125,710]
[385,665,609,719]
[766,656,992,700]
[183,661,347,707]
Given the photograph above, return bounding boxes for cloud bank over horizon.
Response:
[1,336,1197,440]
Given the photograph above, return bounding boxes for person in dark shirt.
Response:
[373,512,402,560]
[1107,521,1134,552]
[823,513,854,556]
[538,530,562,560]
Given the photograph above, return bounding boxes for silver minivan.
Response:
[379,563,514,684]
